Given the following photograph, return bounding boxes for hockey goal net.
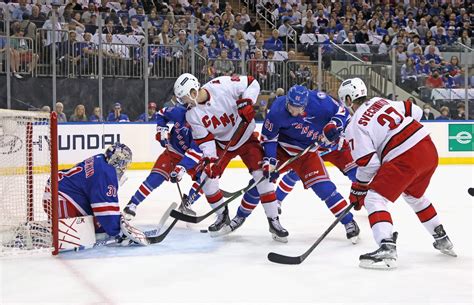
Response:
[0,109,58,256]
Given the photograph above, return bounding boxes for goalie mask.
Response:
[105,143,132,180]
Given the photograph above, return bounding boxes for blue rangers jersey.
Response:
[156,105,202,170]
[54,154,121,236]
[261,90,350,158]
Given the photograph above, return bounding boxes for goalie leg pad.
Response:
[58,216,97,252]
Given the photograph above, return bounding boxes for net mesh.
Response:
[0,109,54,255]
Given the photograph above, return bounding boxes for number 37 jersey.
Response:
[344,98,428,183]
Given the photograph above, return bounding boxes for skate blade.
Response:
[350,235,360,245]
[210,226,233,237]
[359,259,397,270]
[272,234,288,243]
[440,248,458,257]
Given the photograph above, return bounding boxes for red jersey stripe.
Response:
[381,121,423,161]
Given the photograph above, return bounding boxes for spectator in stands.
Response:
[117,2,129,19]
[249,49,268,87]
[89,107,103,122]
[407,35,422,56]
[102,33,123,75]
[70,104,88,122]
[29,5,47,28]
[208,39,221,59]
[12,0,31,21]
[405,19,419,35]
[41,106,51,112]
[80,32,98,75]
[378,34,392,55]
[425,44,442,64]
[157,21,171,44]
[421,104,435,121]
[436,106,451,120]
[55,102,67,122]
[434,27,447,45]
[446,56,463,86]
[136,102,158,122]
[82,3,97,24]
[196,38,208,58]
[342,31,356,44]
[11,27,39,74]
[264,29,283,52]
[395,44,408,63]
[267,87,285,110]
[201,27,215,47]
[355,25,372,44]
[301,10,316,27]
[0,34,23,79]
[415,56,430,77]
[426,69,445,89]
[278,18,293,38]
[107,102,130,122]
[103,19,119,35]
[458,30,471,47]
[416,17,429,40]
[401,58,419,93]
[315,9,329,29]
[20,14,37,41]
[214,48,234,76]
[243,16,261,33]
[220,28,235,50]
[128,17,145,36]
[302,20,316,34]
[454,103,466,120]
[85,14,98,34]
[240,7,250,25]
[445,26,458,45]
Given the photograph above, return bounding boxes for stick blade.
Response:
[267,252,303,265]
[170,209,199,223]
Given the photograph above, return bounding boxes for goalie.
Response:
[43,143,149,251]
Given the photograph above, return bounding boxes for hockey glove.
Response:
[323,120,343,144]
[155,126,169,148]
[170,165,186,183]
[349,182,369,211]
[203,157,221,179]
[119,216,149,246]
[236,98,255,123]
[262,157,279,182]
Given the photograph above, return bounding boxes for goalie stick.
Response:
[64,203,178,252]
[170,141,319,223]
[267,203,356,265]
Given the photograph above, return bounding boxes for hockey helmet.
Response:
[338,78,367,107]
[105,143,132,179]
[174,73,201,105]
[287,85,309,108]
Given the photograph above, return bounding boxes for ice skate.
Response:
[123,202,137,220]
[344,219,360,244]
[359,232,398,270]
[216,215,246,236]
[268,217,289,243]
[179,194,196,216]
[208,206,230,237]
[433,225,457,257]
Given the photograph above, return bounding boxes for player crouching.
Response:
[43,143,149,251]
[339,78,456,270]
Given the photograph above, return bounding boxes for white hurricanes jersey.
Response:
[185,75,260,158]
[345,98,429,183]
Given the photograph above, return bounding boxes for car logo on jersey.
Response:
[0,135,23,155]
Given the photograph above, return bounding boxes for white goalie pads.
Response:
[58,216,97,252]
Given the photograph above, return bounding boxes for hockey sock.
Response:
[260,191,279,219]
[276,170,300,202]
[206,191,224,214]
[311,181,353,224]
[403,194,441,236]
[365,190,393,245]
[130,172,166,205]
[237,185,260,218]
[187,182,204,205]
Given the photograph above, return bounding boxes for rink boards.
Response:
[56,121,474,169]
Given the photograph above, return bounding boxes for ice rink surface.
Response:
[1,165,473,305]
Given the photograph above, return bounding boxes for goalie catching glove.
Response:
[236,98,255,123]
[155,126,169,147]
[117,216,150,246]
[349,182,369,211]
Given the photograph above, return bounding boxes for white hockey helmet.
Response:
[338,78,367,107]
[174,73,200,105]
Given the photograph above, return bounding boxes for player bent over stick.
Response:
[340,78,456,270]
[233,85,360,243]
[42,143,149,251]
[123,105,204,219]
[173,73,288,242]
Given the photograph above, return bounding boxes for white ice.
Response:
[1,166,473,305]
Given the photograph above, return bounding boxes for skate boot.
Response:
[123,202,137,221]
[433,224,457,257]
[208,206,230,237]
[179,194,196,216]
[268,216,289,243]
[216,215,246,236]
[359,232,398,270]
[344,219,360,244]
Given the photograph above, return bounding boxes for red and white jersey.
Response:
[186,75,260,158]
[345,98,429,183]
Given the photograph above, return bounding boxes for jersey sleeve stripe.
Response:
[403,101,412,117]
[94,211,121,216]
[195,132,215,145]
[92,205,120,213]
[355,151,376,167]
[381,120,423,161]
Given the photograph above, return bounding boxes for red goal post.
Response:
[0,109,58,255]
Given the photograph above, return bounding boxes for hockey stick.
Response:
[170,141,320,223]
[63,203,178,252]
[267,203,356,265]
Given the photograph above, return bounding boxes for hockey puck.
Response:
[468,188,474,197]
[200,229,208,233]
